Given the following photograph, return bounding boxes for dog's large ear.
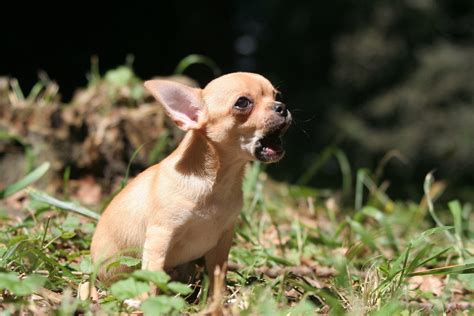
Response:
[144,80,207,131]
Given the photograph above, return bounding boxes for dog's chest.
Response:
[168,195,242,266]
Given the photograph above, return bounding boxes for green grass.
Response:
[1,60,473,314]
[1,158,473,315]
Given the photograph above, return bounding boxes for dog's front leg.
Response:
[142,225,174,295]
[204,228,234,295]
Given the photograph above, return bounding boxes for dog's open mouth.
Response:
[255,129,286,163]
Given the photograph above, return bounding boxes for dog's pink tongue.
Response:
[264,147,277,155]
[263,145,282,156]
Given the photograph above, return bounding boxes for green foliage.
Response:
[0,273,46,296]
[167,282,193,295]
[131,270,191,296]
[0,162,50,199]
[141,296,186,316]
[1,151,473,314]
[105,256,142,272]
[104,270,191,314]
[110,278,150,300]
[28,189,100,220]
[132,270,170,287]
[85,55,145,104]
[173,54,221,77]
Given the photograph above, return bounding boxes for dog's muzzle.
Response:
[254,107,292,163]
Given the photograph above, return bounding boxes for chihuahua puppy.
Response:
[91,72,291,290]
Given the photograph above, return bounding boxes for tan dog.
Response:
[91,72,291,290]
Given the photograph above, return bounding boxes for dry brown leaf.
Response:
[408,274,444,297]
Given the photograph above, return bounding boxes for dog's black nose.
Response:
[272,102,288,117]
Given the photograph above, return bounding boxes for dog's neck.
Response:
[174,131,247,189]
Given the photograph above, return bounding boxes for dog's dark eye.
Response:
[234,97,252,110]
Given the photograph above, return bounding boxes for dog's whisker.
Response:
[291,122,311,139]
[291,111,317,123]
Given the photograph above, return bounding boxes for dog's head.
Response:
[145,72,291,163]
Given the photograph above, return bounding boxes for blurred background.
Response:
[1,0,473,201]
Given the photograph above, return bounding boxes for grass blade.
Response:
[148,130,170,165]
[355,169,367,210]
[448,200,463,238]
[297,146,334,186]
[406,244,432,274]
[334,149,352,198]
[0,162,50,199]
[26,81,45,103]
[423,172,455,243]
[408,263,474,276]
[121,143,145,189]
[414,247,452,269]
[174,54,221,77]
[449,200,464,253]
[87,55,101,87]
[398,243,412,288]
[10,78,25,101]
[28,189,100,220]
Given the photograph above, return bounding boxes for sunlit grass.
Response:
[1,155,473,314]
